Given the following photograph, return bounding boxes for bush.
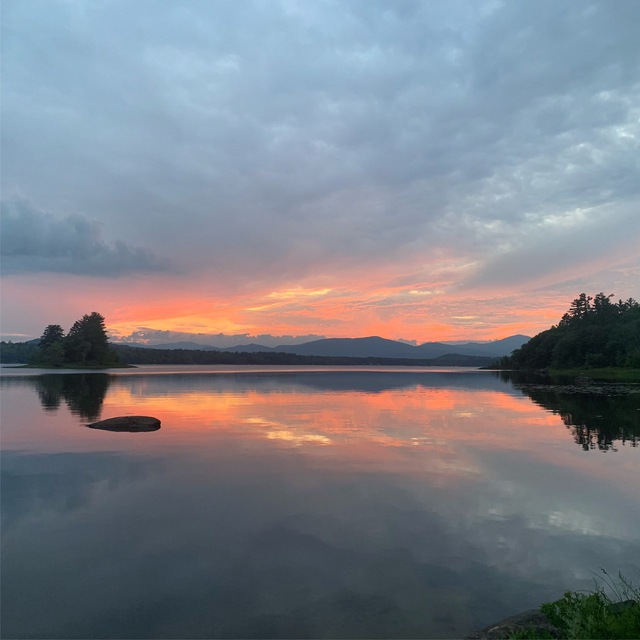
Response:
[510,571,640,640]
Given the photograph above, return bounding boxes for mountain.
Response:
[475,334,531,354]
[273,337,420,358]
[273,335,529,359]
[421,335,532,358]
[117,334,530,359]
[219,343,275,352]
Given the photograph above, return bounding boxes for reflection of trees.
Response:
[524,388,639,451]
[496,371,640,451]
[35,374,111,421]
[36,375,64,411]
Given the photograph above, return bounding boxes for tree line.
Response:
[112,344,491,367]
[498,293,640,370]
[1,314,492,368]
[28,312,122,367]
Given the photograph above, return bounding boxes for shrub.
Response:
[510,571,640,640]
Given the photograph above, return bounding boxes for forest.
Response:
[3,294,638,371]
[2,312,123,368]
[0,317,492,368]
[110,344,491,367]
[498,293,640,370]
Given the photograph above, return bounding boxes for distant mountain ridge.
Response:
[119,334,530,359]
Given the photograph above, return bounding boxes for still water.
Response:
[2,366,639,639]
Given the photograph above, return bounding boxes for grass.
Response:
[510,571,640,639]
[547,368,640,382]
[508,630,556,639]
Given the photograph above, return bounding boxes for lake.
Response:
[1,365,639,639]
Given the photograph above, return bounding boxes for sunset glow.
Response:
[2,2,638,344]
[100,382,566,454]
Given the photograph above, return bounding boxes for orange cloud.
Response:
[4,249,636,344]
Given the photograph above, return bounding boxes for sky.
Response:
[1,0,639,346]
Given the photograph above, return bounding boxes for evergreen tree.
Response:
[64,312,118,365]
[569,292,592,320]
[502,293,640,370]
[39,324,65,349]
[28,312,121,367]
[36,324,66,367]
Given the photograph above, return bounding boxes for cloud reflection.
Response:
[2,370,639,638]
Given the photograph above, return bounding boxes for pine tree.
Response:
[64,312,116,364]
[39,324,65,349]
[505,293,640,370]
[36,324,66,367]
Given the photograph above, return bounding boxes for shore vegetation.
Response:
[21,312,124,368]
[497,293,640,372]
[509,572,640,640]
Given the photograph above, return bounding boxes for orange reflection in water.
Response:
[92,378,632,489]
[3,373,637,497]
[101,382,563,457]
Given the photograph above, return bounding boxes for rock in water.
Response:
[87,416,161,432]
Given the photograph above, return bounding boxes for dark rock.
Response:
[87,416,161,432]
[465,609,560,639]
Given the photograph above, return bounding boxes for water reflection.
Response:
[1,450,153,531]
[5,369,639,451]
[496,371,640,451]
[1,369,639,638]
[525,388,639,451]
[2,447,543,639]
[35,373,111,420]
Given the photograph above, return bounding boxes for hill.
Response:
[120,334,530,358]
[2,333,529,367]
[110,344,495,367]
[498,293,640,370]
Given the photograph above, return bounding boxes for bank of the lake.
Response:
[547,367,640,382]
[468,575,640,639]
[487,367,640,384]
[8,362,135,370]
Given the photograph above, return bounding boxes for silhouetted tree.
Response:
[501,293,640,370]
[64,312,118,365]
[35,324,66,367]
[27,312,121,367]
[39,324,64,348]
[569,293,592,320]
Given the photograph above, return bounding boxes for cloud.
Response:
[2,0,638,283]
[459,200,640,290]
[114,328,325,348]
[1,0,638,338]
[0,199,169,277]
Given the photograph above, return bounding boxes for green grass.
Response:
[508,630,556,639]
[510,571,640,640]
[547,368,640,382]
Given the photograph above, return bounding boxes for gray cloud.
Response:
[0,199,168,276]
[460,200,640,290]
[1,0,639,289]
[117,328,325,348]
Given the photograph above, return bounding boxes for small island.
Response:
[16,312,128,369]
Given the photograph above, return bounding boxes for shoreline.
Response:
[2,363,136,370]
[466,608,558,639]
